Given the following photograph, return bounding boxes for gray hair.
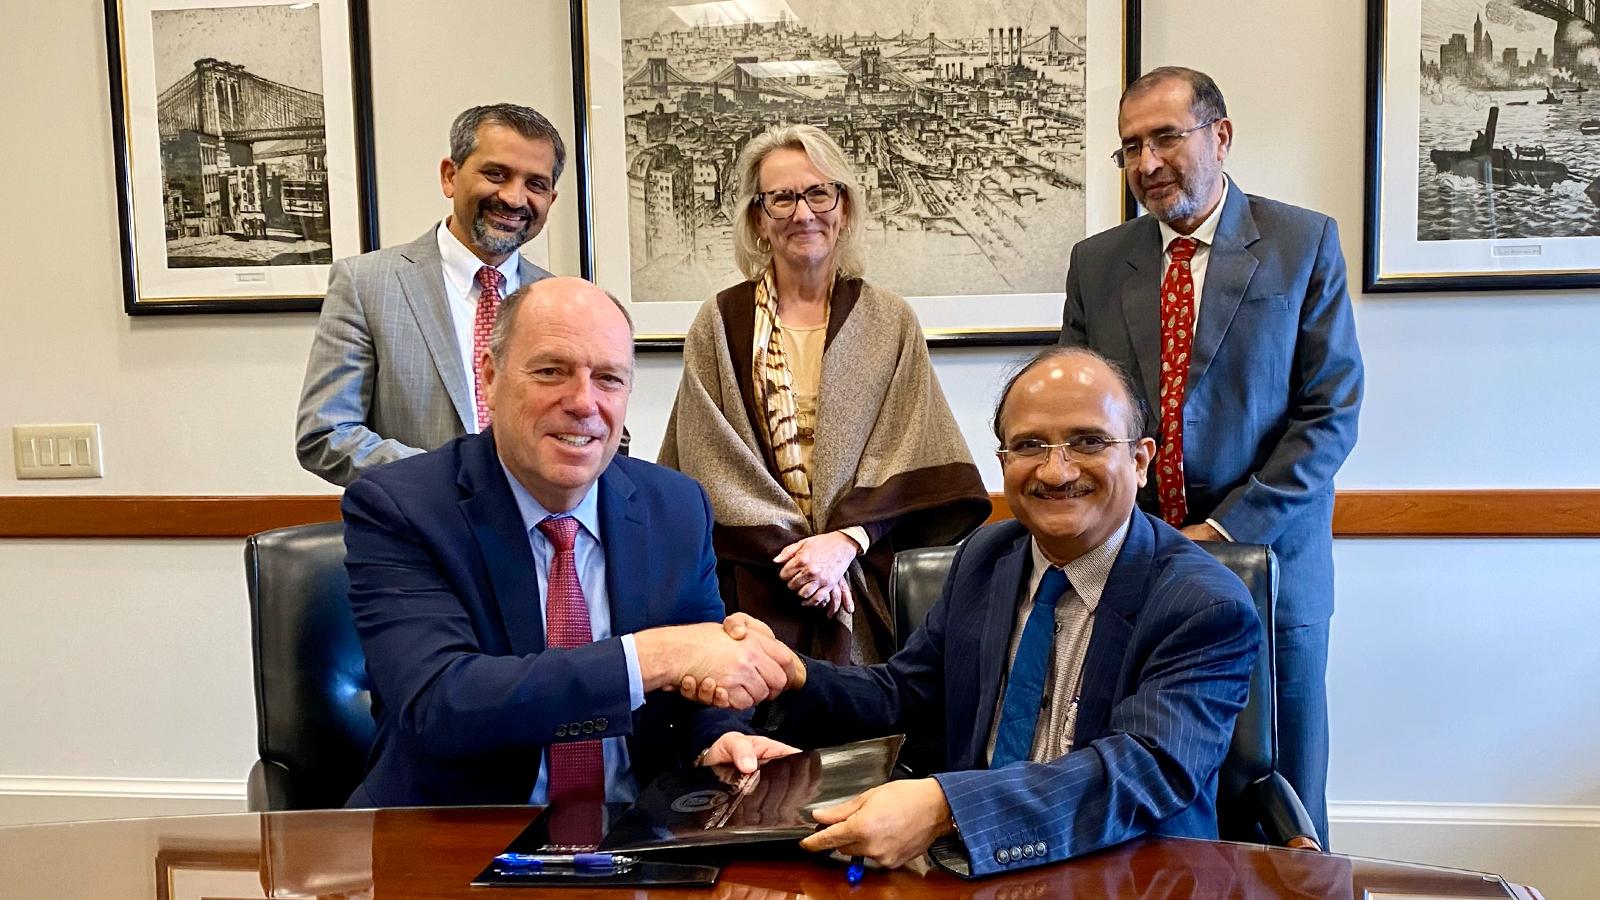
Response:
[449,104,568,182]
[1121,66,1228,124]
[992,346,1150,445]
[730,124,866,280]
[488,281,634,365]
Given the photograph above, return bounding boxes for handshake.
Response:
[634,614,804,710]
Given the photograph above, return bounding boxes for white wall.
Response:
[2,0,1597,895]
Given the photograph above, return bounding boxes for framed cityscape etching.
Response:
[104,0,377,314]
[569,0,1140,346]
[1365,0,1600,292]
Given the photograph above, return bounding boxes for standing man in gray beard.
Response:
[297,104,561,486]
[1060,66,1364,847]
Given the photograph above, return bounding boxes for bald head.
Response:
[489,276,634,367]
[994,346,1148,446]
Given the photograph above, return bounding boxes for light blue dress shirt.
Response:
[501,462,645,804]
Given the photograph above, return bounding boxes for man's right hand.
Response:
[672,614,807,706]
[635,621,802,710]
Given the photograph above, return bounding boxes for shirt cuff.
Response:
[841,526,870,554]
[1205,518,1235,542]
[620,634,645,710]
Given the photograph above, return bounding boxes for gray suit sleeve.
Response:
[1059,241,1090,347]
[1210,216,1364,543]
[295,258,426,486]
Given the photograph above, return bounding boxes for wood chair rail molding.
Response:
[0,490,1596,539]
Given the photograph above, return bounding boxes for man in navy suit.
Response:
[1060,67,1363,845]
[698,347,1260,875]
[341,276,800,808]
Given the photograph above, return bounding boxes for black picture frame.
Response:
[1364,0,1600,293]
[568,0,1142,349]
[104,0,378,315]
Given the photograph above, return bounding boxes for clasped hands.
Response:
[775,532,859,618]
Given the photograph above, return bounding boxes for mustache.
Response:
[1026,477,1096,497]
[479,197,532,219]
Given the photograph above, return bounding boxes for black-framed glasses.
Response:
[1111,119,1219,169]
[997,435,1139,465]
[756,182,844,219]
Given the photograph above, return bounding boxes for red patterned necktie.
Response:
[536,516,605,804]
[472,266,505,432]
[1156,237,1198,527]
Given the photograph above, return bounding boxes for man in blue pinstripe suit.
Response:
[738,347,1261,876]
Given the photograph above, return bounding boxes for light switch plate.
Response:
[13,424,103,479]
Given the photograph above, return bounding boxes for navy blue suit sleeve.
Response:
[933,590,1258,876]
[343,475,636,762]
[1212,216,1364,544]
[765,540,959,744]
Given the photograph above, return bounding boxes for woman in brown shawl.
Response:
[658,124,989,665]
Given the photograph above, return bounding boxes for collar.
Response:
[498,458,602,544]
[1157,173,1230,252]
[1030,514,1132,611]
[436,219,520,299]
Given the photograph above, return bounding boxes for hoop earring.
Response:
[756,236,771,253]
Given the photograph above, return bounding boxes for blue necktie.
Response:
[991,567,1070,768]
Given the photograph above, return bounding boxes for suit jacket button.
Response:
[596,717,608,731]
[1034,841,1047,856]
[1021,843,1035,858]
[995,848,1009,864]
[582,721,595,734]
[555,725,566,737]
[1009,845,1022,861]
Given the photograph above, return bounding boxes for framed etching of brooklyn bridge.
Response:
[104,0,376,314]
[1366,0,1600,292]
[569,0,1140,346]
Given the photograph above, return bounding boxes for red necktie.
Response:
[472,266,505,432]
[1156,238,1198,527]
[536,516,605,804]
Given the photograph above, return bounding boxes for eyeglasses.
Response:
[997,435,1139,465]
[756,182,844,219]
[1111,119,1219,169]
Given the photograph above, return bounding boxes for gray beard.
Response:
[471,214,529,256]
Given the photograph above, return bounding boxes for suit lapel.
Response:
[1191,180,1260,390]
[597,463,650,638]
[1073,512,1155,743]
[1117,219,1166,409]
[457,433,546,656]
[968,531,1032,765]
[398,229,474,431]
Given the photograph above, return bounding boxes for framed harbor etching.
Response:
[1365,0,1600,292]
[104,0,378,314]
[568,0,1140,346]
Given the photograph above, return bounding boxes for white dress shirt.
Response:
[437,221,522,432]
[501,462,645,804]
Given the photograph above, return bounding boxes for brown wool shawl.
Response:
[659,276,990,663]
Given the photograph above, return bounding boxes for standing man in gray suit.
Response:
[296,104,561,486]
[1060,66,1363,847]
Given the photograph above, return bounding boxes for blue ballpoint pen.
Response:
[494,851,637,870]
[845,855,866,885]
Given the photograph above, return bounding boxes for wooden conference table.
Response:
[0,806,1530,899]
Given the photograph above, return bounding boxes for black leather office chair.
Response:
[245,522,375,811]
[887,541,1319,849]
